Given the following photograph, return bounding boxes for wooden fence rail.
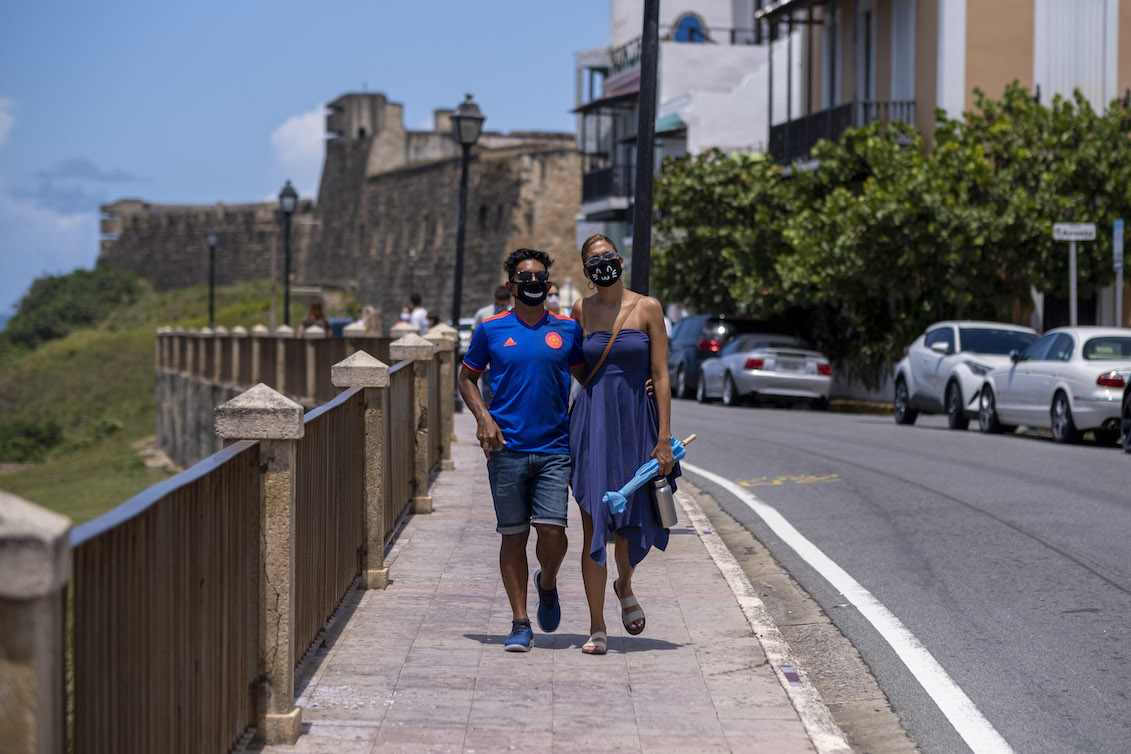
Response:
[0,325,458,753]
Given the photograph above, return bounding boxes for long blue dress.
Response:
[569,329,679,567]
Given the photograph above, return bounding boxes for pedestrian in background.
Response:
[409,293,429,335]
[297,297,330,337]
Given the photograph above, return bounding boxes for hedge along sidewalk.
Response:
[249,411,848,754]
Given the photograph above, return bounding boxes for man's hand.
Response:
[476,417,506,458]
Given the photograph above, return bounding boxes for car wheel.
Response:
[894,378,918,425]
[695,372,711,403]
[676,365,690,399]
[979,386,1006,434]
[813,396,829,411]
[1093,428,1120,445]
[1051,392,1081,443]
[722,373,741,406]
[945,381,970,430]
[1123,391,1131,453]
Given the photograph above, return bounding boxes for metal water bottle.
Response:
[652,477,679,529]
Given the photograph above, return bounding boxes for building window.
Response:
[673,14,707,43]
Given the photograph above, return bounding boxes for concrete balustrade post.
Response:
[424,327,456,472]
[275,325,294,397]
[213,326,228,382]
[342,321,367,362]
[0,490,71,754]
[198,328,212,379]
[331,351,391,589]
[390,321,417,338]
[390,333,436,514]
[171,329,184,372]
[231,326,248,386]
[214,384,305,745]
[185,330,196,376]
[250,325,269,385]
[303,325,326,405]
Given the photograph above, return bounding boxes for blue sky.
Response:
[0,0,611,316]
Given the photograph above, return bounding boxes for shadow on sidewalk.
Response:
[462,631,684,652]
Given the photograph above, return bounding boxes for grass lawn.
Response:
[0,279,319,524]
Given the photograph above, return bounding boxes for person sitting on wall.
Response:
[297,297,330,337]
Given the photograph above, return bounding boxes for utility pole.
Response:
[630,0,660,295]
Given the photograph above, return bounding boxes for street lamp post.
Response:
[278,180,298,327]
[206,227,218,329]
[449,94,485,328]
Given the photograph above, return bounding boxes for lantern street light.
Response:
[278,180,298,327]
[449,94,485,328]
[206,226,218,329]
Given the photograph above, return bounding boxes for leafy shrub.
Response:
[0,419,64,462]
[4,266,141,350]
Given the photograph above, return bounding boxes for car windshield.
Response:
[1081,336,1131,360]
[958,328,1038,355]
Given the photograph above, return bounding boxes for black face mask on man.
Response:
[515,281,548,306]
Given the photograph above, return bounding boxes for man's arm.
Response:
[458,365,505,458]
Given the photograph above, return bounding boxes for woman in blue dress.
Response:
[569,234,677,655]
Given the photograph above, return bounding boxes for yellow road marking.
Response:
[738,474,841,487]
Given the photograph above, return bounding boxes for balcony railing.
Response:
[769,100,916,164]
[582,165,633,204]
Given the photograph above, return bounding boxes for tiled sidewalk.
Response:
[253,412,832,753]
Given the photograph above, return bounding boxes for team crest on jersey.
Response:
[544,332,563,349]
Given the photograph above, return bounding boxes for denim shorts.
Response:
[486,448,571,535]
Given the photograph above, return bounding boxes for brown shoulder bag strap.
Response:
[578,294,643,390]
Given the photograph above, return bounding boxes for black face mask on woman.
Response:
[588,258,622,287]
[515,282,548,306]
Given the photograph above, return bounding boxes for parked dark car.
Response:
[668,315,769,398]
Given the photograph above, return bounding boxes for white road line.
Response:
[681,461,1015,754]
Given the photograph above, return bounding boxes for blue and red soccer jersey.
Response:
[462,309,585,454]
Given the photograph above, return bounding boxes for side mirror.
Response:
[929,342,951,355]
[1009,349,1021,363]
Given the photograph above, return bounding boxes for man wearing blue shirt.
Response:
[458,248,585,652]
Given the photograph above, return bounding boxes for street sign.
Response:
[1115,219,1124,271]
[1053,223,1096,241]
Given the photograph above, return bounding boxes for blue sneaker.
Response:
[504,619,533,652]
[534,570,561,633]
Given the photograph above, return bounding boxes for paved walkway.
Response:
[253,412,846,753]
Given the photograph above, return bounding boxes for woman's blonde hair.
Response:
[580,233,617,258]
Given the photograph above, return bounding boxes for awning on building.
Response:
[755,0,830,23]
[655,112,687,134]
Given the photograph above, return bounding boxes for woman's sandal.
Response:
[613,581,646,635]
[582,631,608,655]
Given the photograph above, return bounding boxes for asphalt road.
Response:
[670,398,1131,754]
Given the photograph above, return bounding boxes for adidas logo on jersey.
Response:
[504,337,517,347]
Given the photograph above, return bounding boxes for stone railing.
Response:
[0,327,458,752]
[154,321,458,470]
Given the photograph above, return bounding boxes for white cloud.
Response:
[0,98,16,148]
[0,174,99,314]
[270,103,325,199]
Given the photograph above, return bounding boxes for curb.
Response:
[675,480,853,754]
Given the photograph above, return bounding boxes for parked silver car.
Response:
[696,333,832,408]
[978,326,1131,443]
[892,320,1039,429]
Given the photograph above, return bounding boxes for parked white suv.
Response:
[893,320,1039,429]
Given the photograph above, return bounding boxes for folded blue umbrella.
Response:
[603,434,697,515]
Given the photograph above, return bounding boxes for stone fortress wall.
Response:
[97,92,583,330]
